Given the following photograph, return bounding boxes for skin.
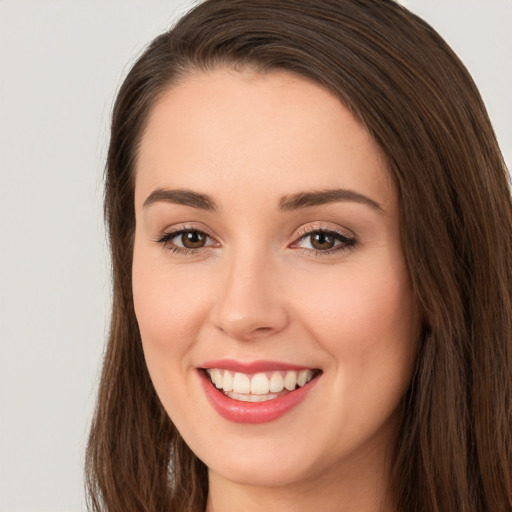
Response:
[132,67,417,512]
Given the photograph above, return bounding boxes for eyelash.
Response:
[155,225,357,256]
[155,226,218,256]
[292,226,357,255]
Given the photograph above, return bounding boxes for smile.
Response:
[205,368,316,402]
[199,361,321,424]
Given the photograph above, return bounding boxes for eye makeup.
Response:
[154,221,357,258]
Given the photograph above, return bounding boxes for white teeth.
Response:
[212,369,223,389]
[232,372,251,394]
[297,369,310,387]
[228,391,280,402]
[251,373,270,395]
[269,372,284,393]
[206,368,316,397]
[284,370,298,391]
[222,369,233,392]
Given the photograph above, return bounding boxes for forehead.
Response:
[135,67,395,212]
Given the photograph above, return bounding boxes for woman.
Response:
[86,1,512,511]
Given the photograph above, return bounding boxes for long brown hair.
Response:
[86,1,512,511]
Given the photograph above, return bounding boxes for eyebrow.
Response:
[279,188,383,212]
[143,187,382,213]
[143,188,219,211]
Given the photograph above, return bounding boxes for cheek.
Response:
[292,259,416,447]
[304,274,410,336]
[293,255,416,394]
[131,249,212,422]
[132,255,210,352]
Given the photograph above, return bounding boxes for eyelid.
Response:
[157,222,218,239]
[289,222,357,254]
[155,223,221,252]
[154,221,356,256]
[293,222,355,240]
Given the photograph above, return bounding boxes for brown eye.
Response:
[292,228,356,254]
[157,227,218,253]
[180,230,207,248]
[310,232,336,250]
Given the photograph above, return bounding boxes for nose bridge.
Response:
[212,243,288,341]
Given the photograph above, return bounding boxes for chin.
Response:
[207,453,319,488]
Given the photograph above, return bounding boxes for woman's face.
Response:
[132,68,417,489]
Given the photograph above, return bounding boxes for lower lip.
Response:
[199,370,319,424]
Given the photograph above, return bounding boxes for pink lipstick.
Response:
[198,360,320,424]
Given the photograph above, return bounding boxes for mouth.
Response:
[198,361,322,424]
[204,368,318,402]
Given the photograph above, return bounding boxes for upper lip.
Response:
[200,359,317,374]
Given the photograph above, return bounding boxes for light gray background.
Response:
[0,1,510,511]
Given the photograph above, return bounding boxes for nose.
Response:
[211,250,289,342]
